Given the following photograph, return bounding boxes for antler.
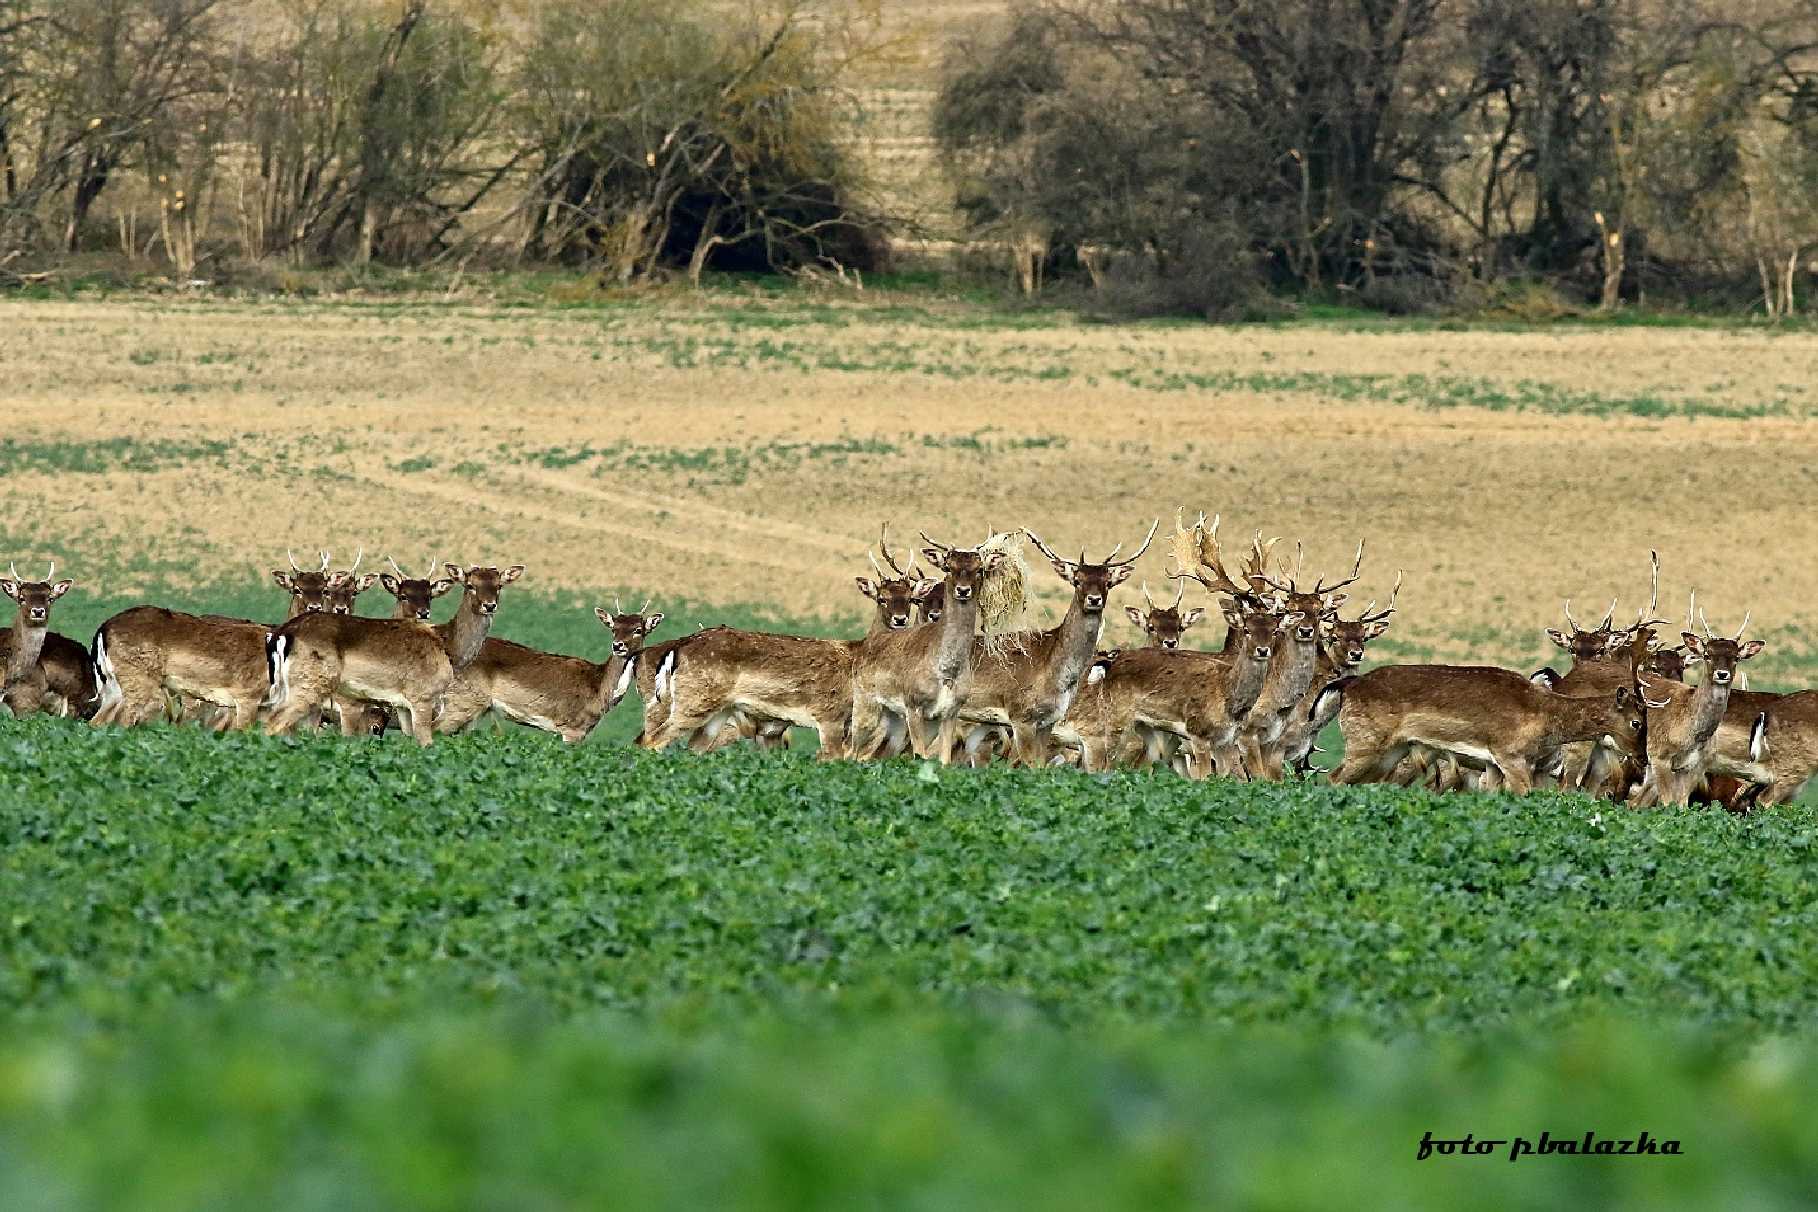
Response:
[1357,570,1404,624]
[1314,540,1366,596]
[876,522,910,578]
[1733,610,1752,640]
[287,549,304,573]
[1169,512,1253,601]
[918,530,951,556]
[343,547,363,573]
[1141,581,1158,610]
[1562,598,1580,633]
[1104,519,1160,567]
[387,555,406,577]
[1022,529,1072,569]
[1597,596,1617,631]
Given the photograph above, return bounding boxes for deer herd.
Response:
[1,511,1811,811]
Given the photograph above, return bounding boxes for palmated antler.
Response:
[1169,511,1254,603]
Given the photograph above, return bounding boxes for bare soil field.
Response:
[4,291,1816,673]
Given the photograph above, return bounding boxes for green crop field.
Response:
[4,713,1818,1207]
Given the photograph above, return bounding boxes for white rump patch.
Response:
[1750,712,1768,762]
[654,650,677,702]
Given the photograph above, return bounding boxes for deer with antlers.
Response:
[855,523,938,638]
[435,599,663,743]
[1280,572,1401,774]
[1627,602,1762,808]
[951,521,1157,767]
[92,550,356,731]
[1056,514,1282,774]
[847,530,1006,764]
[634,528,937,755]
[1,561,82,717]
[1234,534,1366,781]
[264,563,523,745]
[1125,580,1205,650]
[1327,665,1644,795]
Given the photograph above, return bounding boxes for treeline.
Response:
[0,0,885,282]
[935,0,1818,316]
[2,0,1815,316]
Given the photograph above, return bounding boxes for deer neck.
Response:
[436,597,493,671]
[864,609,896,641]
[933,587,982,683]
[592,650,640,717]
[6,609,45,683]
[1264,635,1320,711]
[1227,651,1272,719]
[1044,594,1104,696]
[1682,678,1733,749]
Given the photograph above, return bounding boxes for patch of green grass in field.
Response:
[0,437,233,476]
[1106,367,1792,419]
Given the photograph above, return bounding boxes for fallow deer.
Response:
[1280,573,1401,773]
[1628,606,1761,808]
[1328,665,1644,794]
[436,605,662,742]
[338,557,460,735]
[953,520,1158,767]
[1699,688,1818,809]
[1,562,76,717]
[1124,580,1204,650]
[264,563,522,744]
[848,532,1005,764]
[1238,531,1366,780]
[637,528,934,755]
[855,522,937,638]
[1061,601,1283,776]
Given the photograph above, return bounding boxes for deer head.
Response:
[1226,598,1290,665]
[919,532,1004,606]
[0,561,73,627]
[1546,595,1623,663]
[1024,519,1159,616]
[918,581,945,624]
[595,600,664,658]
[1125,580,1205,650]
[857,522,935,631]
[272,549,339,614]
[380,556,457,620]
[1681,599,1763,688]
[1251,537,1365,647]
[1323,571,1401,670]
[446,563,525,617]
[324,549,375,615]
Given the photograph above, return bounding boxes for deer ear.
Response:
[1739,639,1765,660]
[1545,629,1569,650]
[48,579,74,600]
[430,579,456,597]
[1124,606,1146,628]
[445,563,465,581]
[646,613,663,630]
[855,576,877,599]
[271,570,293,590]
[355,573,378,591]
[380,573,401,594]
[1366,619,1391,639]
[1181,608,1205,628]
[0,579,16,600]
[501,565,525,583]
[921,548,944,568]
[1107,564,1135,587]
[1681,632,1704,655]
[1324,593,1347,610]
[912,579,937,600]
[595,607,613,626]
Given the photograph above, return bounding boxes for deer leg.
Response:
[1493,756,1534,796]
[847,693,891,761]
